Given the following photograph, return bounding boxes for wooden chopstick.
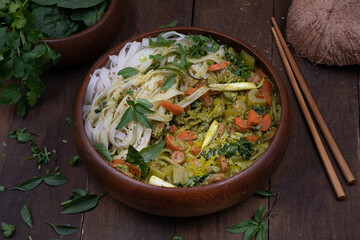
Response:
[271,27,346,200]
[271,17,356,185]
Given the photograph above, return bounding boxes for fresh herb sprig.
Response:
[149,33,176,48]
[0,222,16,238]
[185,35,219,59]
[116,91,154,129]
[226,193,280,240]
[159,20,178,28]
[46,221,79,236]
[11,172,69,191]
[60,191,105,214]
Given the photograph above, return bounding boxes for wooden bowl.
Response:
[45,0,126,67]
[73,27,292,217]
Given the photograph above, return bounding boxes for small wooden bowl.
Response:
[45,0,126,67]
[73,27,292,217]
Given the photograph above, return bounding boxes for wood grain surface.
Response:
[1,0,359,239]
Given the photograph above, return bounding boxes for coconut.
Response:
[286,0,360,66]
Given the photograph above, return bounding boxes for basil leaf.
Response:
[116,107,134,129]
[136,98,153,109]
[159,66,184,74]
[254,205,265,222]
[57,0,105,9]
[159,20,179,28]
[243,225,259,240]
[43,173,69,187]
[0,185,5,192]
[134,110,152,128]
[126,145,148,179]
[117,67,139,79]
[92,143,112,162]
[46,221,79,236]
[140,140,165,162]
[255,189,276,197]
[149,34,176,48]
[11,177,43,191]
[21,200,33,228]
[160,74,176,91]
[134,103,154,114]
[0,222,15,238]
[72,189,87,196]
[60,194,103,214]
[149,54,164,61]
[256,224,266,240]
[172,235,183,240]
[226,219,252,234]
[70,0,107,27]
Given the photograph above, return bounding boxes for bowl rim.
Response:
[44,0,118,43]
[74,26,291,194]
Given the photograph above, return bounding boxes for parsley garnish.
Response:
[185,35,219,59]
[218,137,253,159]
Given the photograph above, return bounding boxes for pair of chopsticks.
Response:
[271,17,356,200]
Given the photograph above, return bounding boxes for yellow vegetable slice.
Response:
[149,175,176,188]
[201,120,218,151]
[208,82,261,91]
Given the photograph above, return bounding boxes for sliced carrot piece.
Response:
[234,117,251,131]
[177,130,198,141]
[204,173,226,184]
[110,159,141,178]
[184,87,197,96]
[208,61,230,71]
[246,135,258,144]
[165,134,189,152]
[171,151,186,165]
[190,146,201,156]
[169,125,178,134]
[257,114,272,131]
[255,68,267,78]
[261,78,272,95]
[247,110,262,126]
[256,90,272,106]
[203,95,212,107]
[217,123,226,137]
[218,156,228,173]
[161,101,184,115]
[158,80,163,86]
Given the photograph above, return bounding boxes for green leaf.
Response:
[140,140,165,162]
[149,54,164,61]
[0,185,5,192]
[134,110,152,128]
[244,225,259,240]
[117,67,139,79]
[92,143,112,162]
[159,74,176,91]
[136,98,153,109]
[1,222,15,238]
[8,128,34,143]
[16,96,27,117]
[70,0,107,27]
[126,145,148,178]
[46,221,79,236]
[254,205,266,222]
[134,103,154,114]
[256,189,277,197]
[11,177,43,191]
[65,117,72,126]
[116,107,134,129]
[149,34,176,48]
[256,224,267,240]
[30,0,58,6]
[21,200,33,228]
[159,20,179,28]
[226,219,252,234]
[57,0,105,9]
[0,84,21,105]
[60,194,103,214]
[70,156,80,166]
[43,173,69,187]
[172,235,183,240]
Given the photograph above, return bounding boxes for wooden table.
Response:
[1,0,359,239]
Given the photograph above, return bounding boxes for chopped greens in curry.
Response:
[84,31,281,187]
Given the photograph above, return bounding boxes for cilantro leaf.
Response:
[8,127,34,143]
[0,83,21,105]
[1,222,15,238]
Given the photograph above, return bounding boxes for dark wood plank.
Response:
[80,1,194,239]
[271,0,360,239]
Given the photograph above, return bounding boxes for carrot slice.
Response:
[171,151,186,165]
[261,78,272,95]
[256,90,272,106]
[169,125,178,134]
[255,68,267,78]
[184,87,197,96]
[217,123,226,137]
[110,159,141,178]
[208,61,230,71]
[203,95,212,107]
[257,114,272,131]
[246,135,258,143]
[165,134,188,152]
[177,130,198,141]
[234,117,251,131]
[190,146,201,156]
[218,156,228,173]
[158,80,163,86]
[247,110,262,126]
[161,101,184,115]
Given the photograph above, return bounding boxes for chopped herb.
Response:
[60,192,105,214]
[92,143,112,162]
[70,155,80,166]
[218,137,253,160]
[149,54,165,61]
[185,35,219,59]
[224,46,254,79]
[251,105,264,115]
[1,222,15,238]
[149,33,176,48]
[65,117,72,126]
[2,142,6,147]
[62,139,68,144]
[21,199,33,228]
[0,185,5,192]
[172,235,184,240]
[159,20,179,28]
[46,221,79,236]
[117,67,139,79]
[94,108,101,113]
[55,166,60,172]
[8,128,35,143]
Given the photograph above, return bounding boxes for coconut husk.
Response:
[286,0,360,66]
